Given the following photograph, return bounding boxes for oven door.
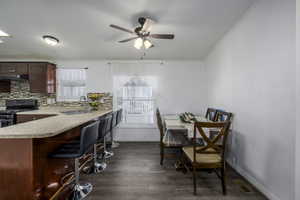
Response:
[0,112,16,127]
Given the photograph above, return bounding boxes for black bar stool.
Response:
[116,109,123,125]
[93,117,108,173]
[49,121,99,200]
[103,114,114,158]
[110,110,119,148]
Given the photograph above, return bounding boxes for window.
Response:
[57,68,86,101]
[114,76,156,126]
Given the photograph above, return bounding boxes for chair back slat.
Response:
[215,111,233,122]
[156,108,164,142]
[193,121,231,163]
[205,108,217,121]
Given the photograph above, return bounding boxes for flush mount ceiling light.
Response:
[43,35,59,46]
[0,29,10,37]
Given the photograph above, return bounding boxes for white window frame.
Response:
[56,68,87,102]
[114,76,157,128]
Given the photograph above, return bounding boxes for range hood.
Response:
[0,74,29,81]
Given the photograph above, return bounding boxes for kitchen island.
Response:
[0,107,112,200]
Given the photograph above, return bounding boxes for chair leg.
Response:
[193,164,197,195]
[180,152,188,174]
[160,145,164,165]
[221,165,227,195]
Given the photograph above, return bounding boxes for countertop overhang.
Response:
[0,107,112,139]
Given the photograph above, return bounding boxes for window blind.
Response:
[56,68,87,101]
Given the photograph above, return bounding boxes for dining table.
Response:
[162,114,210,146]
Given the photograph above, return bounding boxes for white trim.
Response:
[107,60,165,65]
[119,123,156,129]
[227,160,281,200]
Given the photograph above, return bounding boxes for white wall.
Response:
[204,0,296,200]
[56,60,207,141]
[296,0,300,199]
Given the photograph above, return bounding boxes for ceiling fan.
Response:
[109,17,175,49]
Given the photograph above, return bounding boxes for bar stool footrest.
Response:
[72,183,93,200]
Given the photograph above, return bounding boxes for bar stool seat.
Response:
[50,145,81,158]
[52,139,80,151]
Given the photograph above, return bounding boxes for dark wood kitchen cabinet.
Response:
[28,63,56,94]
[0,80,11,92]
[47,64,56,94]
[0,62,28,75]
[0,62,56,94]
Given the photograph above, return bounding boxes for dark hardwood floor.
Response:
[83,142,267,200]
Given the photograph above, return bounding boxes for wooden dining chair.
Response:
[210,110,233,140]
[205,108,218,121]
[156,108,187,165]
[182,121,231,195]
[156,108,166,165]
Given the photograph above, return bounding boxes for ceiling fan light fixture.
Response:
[144,40,152,49]
[43,35,59,46]
[134,38,143,49]
[0,29,10,37]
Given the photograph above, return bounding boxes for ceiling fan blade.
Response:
[141,18,155,32]
[110,24,134,34]
[149,34,175,39]
[118,37,139,43]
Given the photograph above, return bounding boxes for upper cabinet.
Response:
[47,64,56,94]
[0,63,28,75]
[0,62,29,93]
[28,62,56,94]
[0,62,56,94]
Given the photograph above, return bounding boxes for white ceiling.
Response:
[0,0,254,60]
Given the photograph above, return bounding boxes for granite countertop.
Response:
[0,107,112,139]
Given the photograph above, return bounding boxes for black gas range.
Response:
[0,99,39,128]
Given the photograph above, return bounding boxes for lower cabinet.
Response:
[0,80,10,92]
[17,114,56,124]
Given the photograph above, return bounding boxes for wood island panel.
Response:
[0,139,34,199]
[0,119,95,199]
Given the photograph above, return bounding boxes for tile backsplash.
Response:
[0,80,113,110]
[0,80,54,107]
